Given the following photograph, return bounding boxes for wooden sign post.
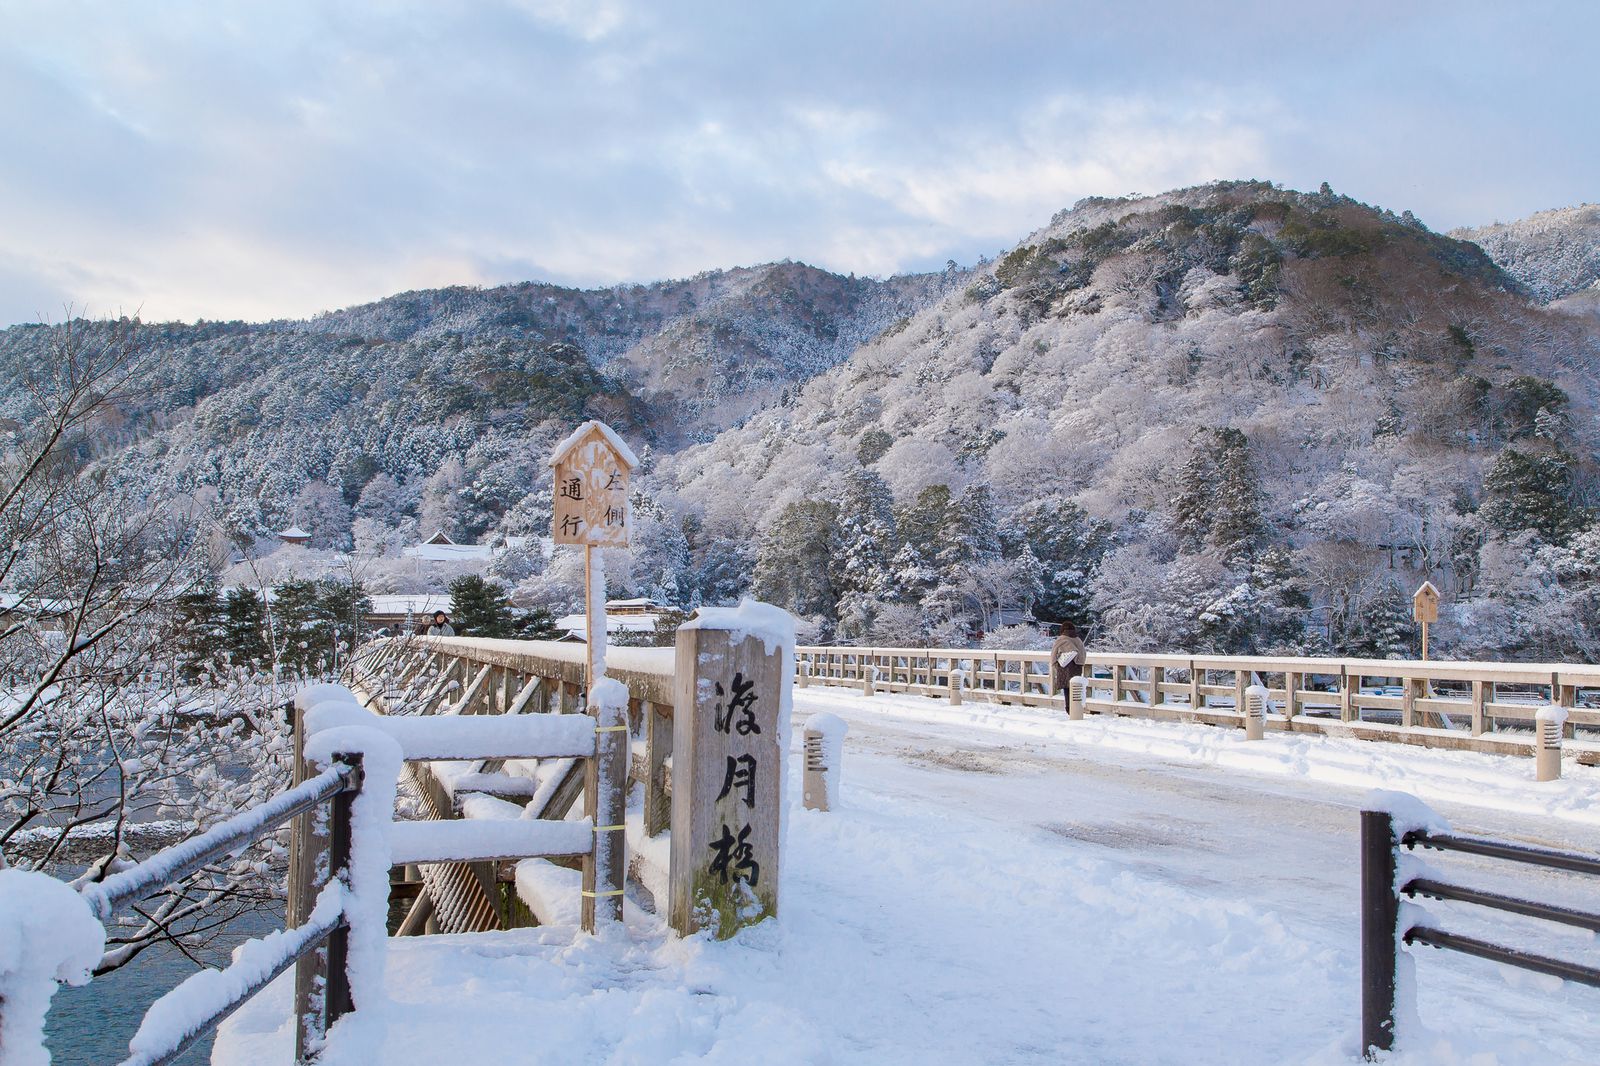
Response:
[549,420,638,930]
[669,604,792,939]
[550,420,638,682]
[1412,581,1440,661]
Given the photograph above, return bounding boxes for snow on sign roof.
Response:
[547,420,639,471]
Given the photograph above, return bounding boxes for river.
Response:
[45,909,280,1065]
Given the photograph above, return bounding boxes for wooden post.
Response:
[1402,676,1418,729]
[643,701,672,837]
[1341,668,1357,723]
[1284,671,1301,724]
[581,684,628,932]
[669,618,787,939]
[1188,663,1201,711]
[1111,663,1125,710]
[1233,667,1248,727]
[1470,680,1486,736]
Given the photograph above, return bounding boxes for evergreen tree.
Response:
[513,603,561,641]
[1479,445,1584,545]
[171,580,226,679]
[447,574,516,637]
[1337,581,1416,658]
[1006,497,1115,629]
[221,587,270,667]
[1173,428,1265,558]
[752,499,840,623]
[269,578,323,674]
[830,467,899,603]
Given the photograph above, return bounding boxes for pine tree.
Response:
[1006,497,1114,629]
[447,574,515,637]
[1172,428,1265,558]
[751,498,840,622]
[1479,445,1583,545]
[171,579,225,679]
[830,467,899,603]
[221,587,270,667]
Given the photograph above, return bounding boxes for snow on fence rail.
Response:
[794,645,1600,763]
[345,613,790,940]
[339,635,677,935]
[1,749,374,1066]
[1359,792,1600,1058]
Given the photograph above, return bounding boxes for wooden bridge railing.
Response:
[795,645,1600,760]
[337,635,674,933]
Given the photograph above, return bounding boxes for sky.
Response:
[0,0,1594,327]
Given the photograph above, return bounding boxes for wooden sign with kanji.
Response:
[549,420,638,547]
[1412,581,1440,625]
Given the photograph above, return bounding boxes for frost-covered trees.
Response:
[446,574,515,637]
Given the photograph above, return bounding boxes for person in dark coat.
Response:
[1050,622,1086,712]
[426,611,456,637]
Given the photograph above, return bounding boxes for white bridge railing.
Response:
[795,645,1600,763]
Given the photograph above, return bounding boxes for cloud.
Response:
[0,1,1595,326]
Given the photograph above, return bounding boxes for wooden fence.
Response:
[794,645,1600,760]
[342,635,677,932]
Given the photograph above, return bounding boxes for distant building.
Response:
[277,525,311,547]
[365,593,453,633]
[401,531,549,564]
[554,598,667,641]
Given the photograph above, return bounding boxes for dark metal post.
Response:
[325,752,364,1027]
[1361,809,1399,1059]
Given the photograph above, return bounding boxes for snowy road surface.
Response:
[216,686,1600,1065]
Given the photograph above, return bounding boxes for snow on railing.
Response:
[2,734,382,1066]
[1360,791,1600,1058]
[795,645,1600,765]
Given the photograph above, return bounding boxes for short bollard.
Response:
[803,712,847,811]
[1069,676,1086,720]
[1244,684,1268,741]
[1536,705,1566,782]
[948,668,964,707]
[862,665,877,697]
[797,661,811,688]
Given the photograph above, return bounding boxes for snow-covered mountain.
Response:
[0,261,962,545]
[6,180,1600,660]
[1453,204,1600,303]
[668,181,1600,658]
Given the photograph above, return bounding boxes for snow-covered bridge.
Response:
[211,668,1600,1065]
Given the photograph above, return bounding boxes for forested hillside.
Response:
[5,181,1599,661]
[1455,205,1600,304]
[667,182,1600,659]
[0,261,960,557]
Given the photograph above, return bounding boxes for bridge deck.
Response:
[216,687,1600,1065]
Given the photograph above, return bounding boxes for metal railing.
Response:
[12,753,366,1066]
[1359,804,1600,1058]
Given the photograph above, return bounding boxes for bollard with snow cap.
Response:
[803,712,847,812]
[1536,705,1565,782]
[1244,684,1269,741]
[1069,675,1086,720]
[948,666,964,707]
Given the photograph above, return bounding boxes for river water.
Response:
[45,910,279,1065]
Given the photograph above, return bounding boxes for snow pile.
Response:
[1537,704,1570,729]
[0,871,106,1066]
